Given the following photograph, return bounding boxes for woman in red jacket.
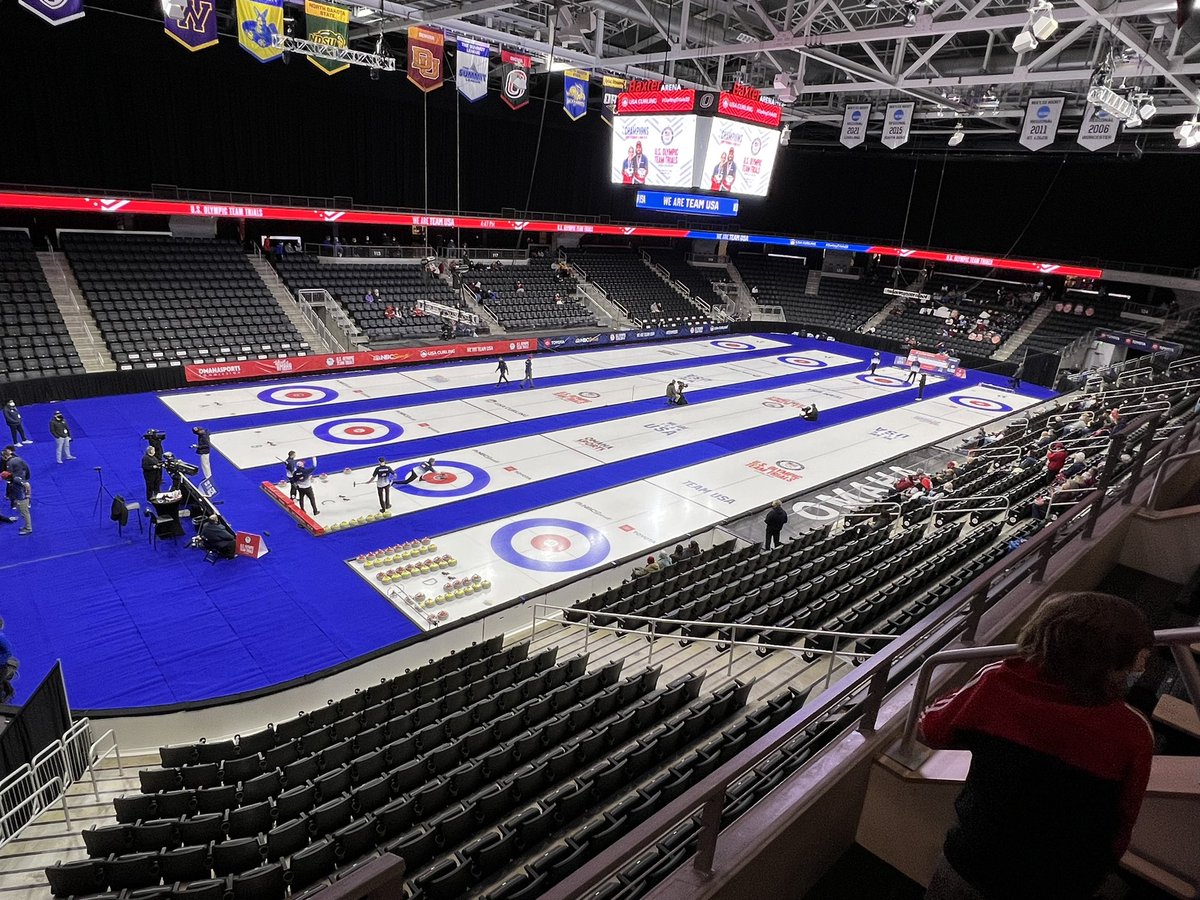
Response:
[1044,441,1068,483]
[920,592,1154,900]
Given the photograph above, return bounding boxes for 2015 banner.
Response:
[1076,103,1119,152]
[1019,96,1064,151]
[455,39,489,103]
[881,102,914,149]
[237,0,284,63]
[563,69,590,121]
[601,75,627,127]
[19,0,84,25]
[305,0,349,75]
[407,25,445,92]
[839,103,871,149]
[500,50,531,109]
[164,0,217,51]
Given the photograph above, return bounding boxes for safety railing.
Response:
[308,243,433,260]
[296,289,358,353]
[531,603,897,693]
[0,717,116,847]
[892,625,1200,767]
[544,404,1192,899]
[929,494,1009,527]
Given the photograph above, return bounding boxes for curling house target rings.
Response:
[490,518,612,572]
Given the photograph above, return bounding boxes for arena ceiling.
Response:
[347,0,1200,151]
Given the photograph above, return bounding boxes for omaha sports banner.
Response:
[1019,96,1064,151]
[839,103,871,148]
[237,0,284,63]
[305,0,349,75]
[601,75,627,127]
[881,102,914,149]
[563,69,590,121]
[407,25,445,92]
[500,50,531,109]
[455,39,489,102]
[1076,103,1119,152]
[164,0,217,51]
[19,0,84,25]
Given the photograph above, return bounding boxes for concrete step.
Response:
[35,252,115,374]
[248,257,328,354]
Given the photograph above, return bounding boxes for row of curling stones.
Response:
[326,509,392,532]
[408,574,493,608]
[357,539,437,568]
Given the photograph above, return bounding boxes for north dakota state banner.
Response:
[237,0,284,63]
[563,69,589,121]
[164,0,217,51]
[407,25,445,92]
[305,0,349,75]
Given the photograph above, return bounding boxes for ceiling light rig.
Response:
[948,122,965,146]
[1012,0,1058,52]
[1175,118,1200,149]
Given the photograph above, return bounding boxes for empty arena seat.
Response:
[0,230,84,381]
[467,259,597,331]
[565,247,706,326]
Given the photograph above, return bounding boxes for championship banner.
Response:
[500,50,531,110]
[1019,96,1064,151]
[237,0,284,63]
[19,0,84,25]
[455,39,490,103]
[164,0,217,51]
[1076,103,1119,152]
[601,75,627,127]
[839,103,871,149]
[305,0,349,75]
[881,102,914,149]
[407,25,445,92]
[563,69,590,121]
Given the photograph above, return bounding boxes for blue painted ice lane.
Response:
[233,353,872,474]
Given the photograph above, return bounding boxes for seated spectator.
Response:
[656,550,673,569]
[686,540,701,557]
[1062,451,1088,479]
[364,289,374,303]
[385,305,396,319]
[515,280,525,293]
[1064,411,1095,435]
[670,544,687,565]
[631,555,660,578]
[894,473,916,492]
[1035,428,1057,447]
[554,293,564,306]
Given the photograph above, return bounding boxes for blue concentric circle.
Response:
[394,460,492,498]
[490,518,612,572]
[258,385,340,406]
[313,417,404,445]
[949,395,1013,413]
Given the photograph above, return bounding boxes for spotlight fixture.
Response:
[1176,119,1200,149]
[1137,96,1157,120]
[947,123,964,146]
[1087,83,1139,121]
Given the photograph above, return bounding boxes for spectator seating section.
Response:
[566,249,706,326]
[62,234,305,370]
[1014,293,1128,357]
[874,299,1029,359]
[48,633,768,900]
[731,253,889,332]
[645,250,723,310]
[467,261,596,331]
[272,254,450,344]
[0,231,83,381]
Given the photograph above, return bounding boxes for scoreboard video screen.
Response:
[610,86,782,200]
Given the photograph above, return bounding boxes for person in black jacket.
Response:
[763,500,788,549]
[49,412,75,464]
[197,517,237,559]
[142,446,163,500]
[3,401,29,445]
[191,426,212,481]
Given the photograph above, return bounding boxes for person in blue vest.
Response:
[496,357,510,386]
[399,457,439,486]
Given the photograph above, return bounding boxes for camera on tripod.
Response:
[143,429,167,456]
[161,452,199,478]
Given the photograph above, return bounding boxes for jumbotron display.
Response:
[610,85,783,198]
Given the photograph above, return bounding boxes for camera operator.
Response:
[141,445,163,500]
[194,515,236,559]
[191,426,212,481]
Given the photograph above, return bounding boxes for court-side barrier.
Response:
[180,323,733,384]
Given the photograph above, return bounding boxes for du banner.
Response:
[305,0,349,75]
[500,50,531,109]
[839,103,871,148]
[455,39,490,103]
[563,69,590,121]
[1019,97,1064,150]
[881,102,914,149]
[1076,102,1119,152]
[407,25,445,92]
[601,75,627,127]
[237,0,284,63]
[19,0,84,25]
[165,0,217,51]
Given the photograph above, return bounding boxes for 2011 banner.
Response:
[500,50,531,110]
[237,0,284,63]
[164,0,217,51]
[407,25,445,92]
[20,0,85,25]
[305,0,350,75]
[455,39,489,103]
[563,69,590,121]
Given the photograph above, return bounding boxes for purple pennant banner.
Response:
[20,0,85,25]
[165,0,219,51]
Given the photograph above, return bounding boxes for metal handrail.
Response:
[892,625,1200,767]
[929,495,1010,521]
[0,775,70,841]
[543,405,1188,899]
[87,730,124,800]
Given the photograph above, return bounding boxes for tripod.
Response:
[93,466,112,524]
